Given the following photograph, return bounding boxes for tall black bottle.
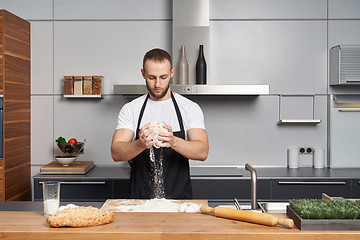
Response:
[196,45,207,85]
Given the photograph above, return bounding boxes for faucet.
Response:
[245,163,258,210]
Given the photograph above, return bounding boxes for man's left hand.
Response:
[156,124,175,148]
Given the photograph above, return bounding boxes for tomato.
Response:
[67,138,78,145]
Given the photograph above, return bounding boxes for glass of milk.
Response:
[43,181,60,217]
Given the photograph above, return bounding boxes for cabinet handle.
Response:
[191,176,244,180]
[278,181,346,185]
[39,181,106,185]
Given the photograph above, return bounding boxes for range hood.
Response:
[113,84,269,95]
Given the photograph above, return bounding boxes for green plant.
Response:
[289,199,360,219]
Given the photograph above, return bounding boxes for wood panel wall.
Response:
[0,10,31,201]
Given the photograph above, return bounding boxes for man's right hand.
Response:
[139,123,155,148]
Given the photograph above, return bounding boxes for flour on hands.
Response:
[143,121,169,148]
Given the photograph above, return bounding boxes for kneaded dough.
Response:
[144,121,168,148]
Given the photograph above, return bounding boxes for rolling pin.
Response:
[200,206,294,228]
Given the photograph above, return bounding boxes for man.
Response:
[111,48,209,199]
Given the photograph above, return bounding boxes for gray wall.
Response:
[1,0,359,175]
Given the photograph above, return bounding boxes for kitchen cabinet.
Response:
[351,179,360,198]
[192,178,271,202]
[112,179,130,198]
[0,10,31,201]
[34,179,113,201]
[34,167,360,203]
[271,179,352,200]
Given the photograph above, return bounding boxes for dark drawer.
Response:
[271,179,352,200]
[191,178,271,201]
[113,179,130,198]
[352,179,360,198]
[34,179,112,201]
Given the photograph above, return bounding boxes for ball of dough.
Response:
[178,203,188,212]
[185,203,200,213]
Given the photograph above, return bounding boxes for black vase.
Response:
[196,45,207,85]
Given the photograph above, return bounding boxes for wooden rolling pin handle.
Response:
[200,206,214,214]
[277,218,294,228]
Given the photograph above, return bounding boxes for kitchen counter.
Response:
[33,166,360,179]
[32,166,360,204]
[0,210,359,239]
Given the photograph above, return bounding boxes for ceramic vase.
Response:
[177,45,189,85]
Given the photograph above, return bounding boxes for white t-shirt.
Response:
[116,93,205,140]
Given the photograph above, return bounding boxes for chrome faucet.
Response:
[245,163,258,210]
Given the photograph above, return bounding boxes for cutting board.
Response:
[101,199,208,212]
[40,161,94,174]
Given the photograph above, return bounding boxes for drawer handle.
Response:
[278,181,346,185]
[39,182,106,185]
[191,177,244,180]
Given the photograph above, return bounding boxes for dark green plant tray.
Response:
[287,206,360,230]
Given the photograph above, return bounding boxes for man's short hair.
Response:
[143,48,172,72]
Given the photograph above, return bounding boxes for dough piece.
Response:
[144,121,169,148]
[178,202,188,213]
[46,206,114,228]
[185,203,200,213]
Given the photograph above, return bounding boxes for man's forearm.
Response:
[111,139,146,162]
[170,136,208,161]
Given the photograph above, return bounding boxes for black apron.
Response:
[128,92,192,199]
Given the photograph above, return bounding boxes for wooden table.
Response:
[0,211,359,240]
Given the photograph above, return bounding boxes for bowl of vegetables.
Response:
[56,137,85,154]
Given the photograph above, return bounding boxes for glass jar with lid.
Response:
[63,76,73,95]
[92,76,103,95]
[73,76,83,95]
[83,76,92,95]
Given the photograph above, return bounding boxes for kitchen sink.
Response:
[217,204,263,213]
[217,202,288,213]
[258,202,288,213]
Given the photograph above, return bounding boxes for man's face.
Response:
[142,59,174,100]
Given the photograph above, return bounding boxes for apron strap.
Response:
[171,92,185,134]
[135,94,149,139]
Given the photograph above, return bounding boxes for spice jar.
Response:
[83,76,92,95]
[63,76,73,95]
[73,76,83,95]
[92,76,103,95]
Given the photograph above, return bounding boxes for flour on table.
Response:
[108,199,201,213]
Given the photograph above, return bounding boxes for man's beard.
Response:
[146,82,170,100]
